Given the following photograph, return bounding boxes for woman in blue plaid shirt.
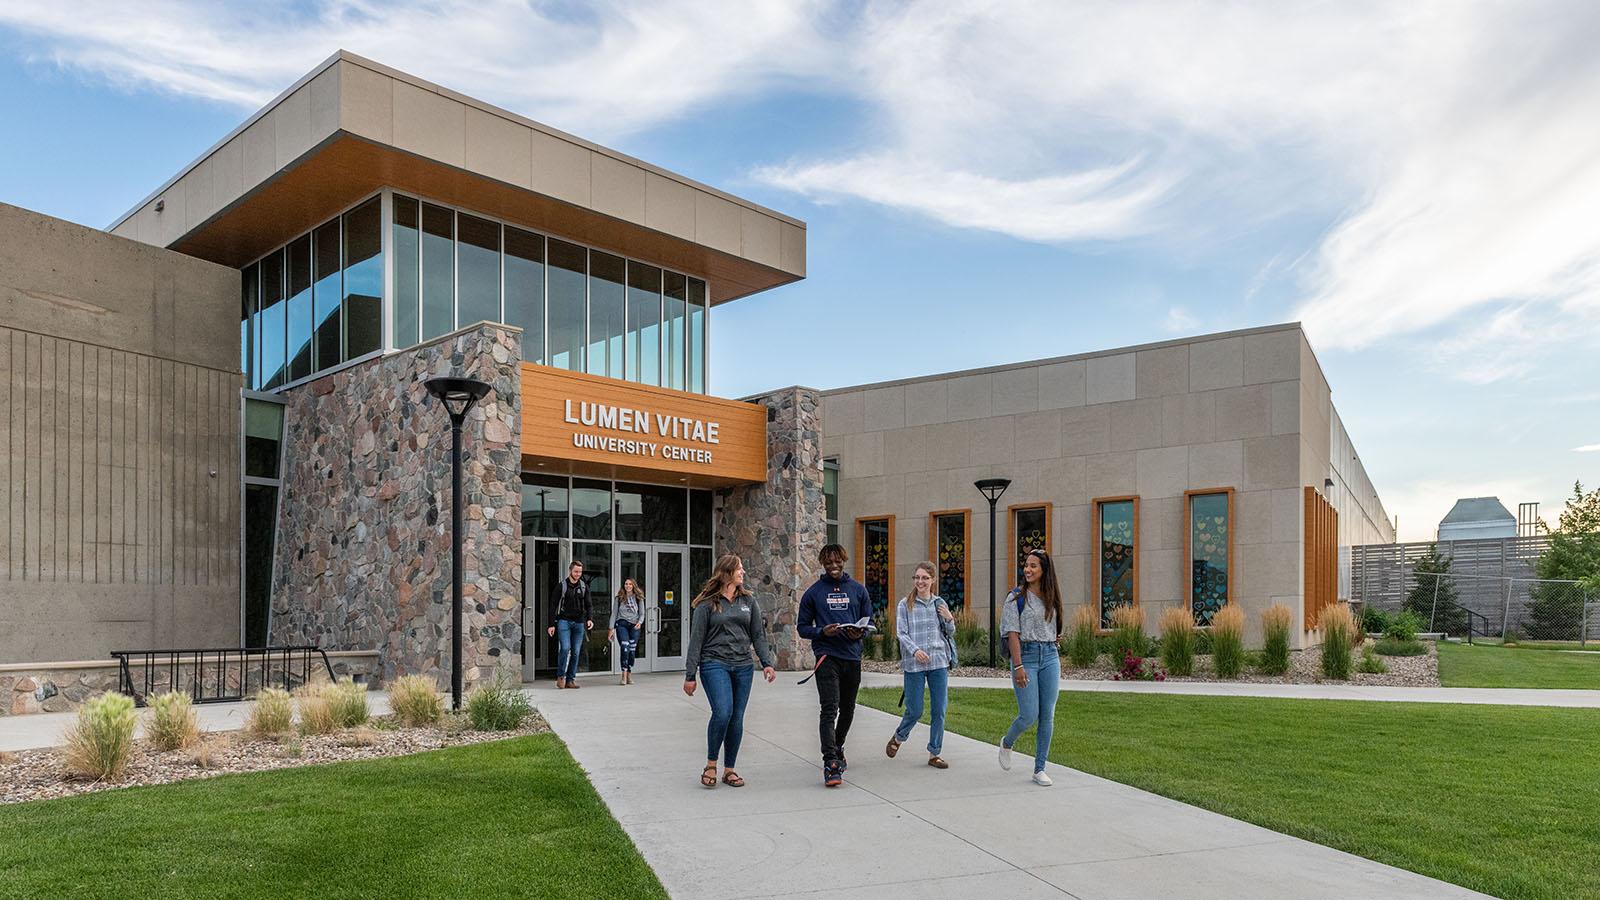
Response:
[885,561,956,768]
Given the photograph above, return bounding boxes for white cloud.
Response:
[1575,444,1600,453]
[1163,307,1198,334]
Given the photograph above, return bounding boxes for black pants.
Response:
[814,656,862,764]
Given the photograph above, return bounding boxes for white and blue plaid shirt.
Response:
[898,595,956,672]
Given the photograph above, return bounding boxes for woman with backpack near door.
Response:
[997,549,1064,786]
[886,560,956,769]
[610,578,646,685]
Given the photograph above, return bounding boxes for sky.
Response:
[0,0,1596,541]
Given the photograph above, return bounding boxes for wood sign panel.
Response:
[520,364,768,487]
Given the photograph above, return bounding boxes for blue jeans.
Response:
[895,667,949,755]
[556,619,586,682]
[614,620,640,671]
[699,660,754,767]
[1004,642,1060,774]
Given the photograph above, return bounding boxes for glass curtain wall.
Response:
[242,397,286,647]
[626,263,662,386]
[286,236,313,382]
[588,252,626,380]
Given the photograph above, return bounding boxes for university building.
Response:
[0,53,1390,710]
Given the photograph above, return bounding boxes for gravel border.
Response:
[862,639,1440,687]
[0,711,551,806]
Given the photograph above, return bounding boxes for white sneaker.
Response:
[998,740,1013,771]
[1032,771,1053,787]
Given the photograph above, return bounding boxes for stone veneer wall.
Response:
[268,323,523,687]
[716,386,826,670]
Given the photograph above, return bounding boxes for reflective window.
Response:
[457,212,501,329]
[259,249,286,390]
[625,263,661,386]
[343,197,382,360]
[690,489,713,546]
[615,482,686,543]
[391,195,420,350]
[934,512,968,611]
[240,263,257,388]
[505,226,545,364]
[691,547,713,604]
[421,202,455,340]
[244,484,278,647]
[823,458,839,546]
[688,278,707,393]
[245,400,285,479]
[286,236,313,382]
[588,251,625,379]
[1097,499,1138,628]
[664,272,687,391]
[548,239,586,371]
[860,518,892,618]
[572,478,612,540]
[312,220,341,372]
[1188,491,1231,626]
[521,473,569,538]
[574,542,612,672]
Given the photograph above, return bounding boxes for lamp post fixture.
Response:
[974,477,1012,669]
[425,376,492,711]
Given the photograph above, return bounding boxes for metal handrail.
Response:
[1429,598,1490,645]
[109,646,336,706]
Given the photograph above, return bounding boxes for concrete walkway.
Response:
[860,671,1600,707]
[0,692,393,752]
[538,673,1489,899]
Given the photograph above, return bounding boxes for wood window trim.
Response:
[854,514,897,608]
[1092,495,1141,629]
[1303,487,1339,630]
[1183,487,1236,627]
[927,508,972,609]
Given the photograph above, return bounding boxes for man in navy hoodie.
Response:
[797,543,872,787]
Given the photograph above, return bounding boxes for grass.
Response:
[0,735,665,899]
[1437,641,1600,689]
[859,686,1600,900]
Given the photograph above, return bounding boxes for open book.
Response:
[844,617,878,634]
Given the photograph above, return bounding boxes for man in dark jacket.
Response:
[797,543,871,787]
[547,560,592,688]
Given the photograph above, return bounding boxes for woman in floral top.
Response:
[997,549,1064,786]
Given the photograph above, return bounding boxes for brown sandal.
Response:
[721,770,746,787]
[886,736,901,758]
[928,756,949,769]
[701,764,717,788]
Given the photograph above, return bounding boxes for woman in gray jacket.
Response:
[684,554,776,788]
[610,578,646,685]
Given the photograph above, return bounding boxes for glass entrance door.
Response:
[613,543,689,672]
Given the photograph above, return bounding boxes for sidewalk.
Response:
[0,692,393,753]
[860,672,1600,707]
[538,673,1488,900]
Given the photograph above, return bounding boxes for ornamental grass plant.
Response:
[466,670,532,732]
[1319,604,1356,680]
[1260,604,1293,675]
[64,691,138,780]
[388,674,445,727]
[1210,605,1247,679]
[247,687,294,738]
[145,690,200,751]
[1109,605,1145,663]
[294,683,340,736]
[1066,605,1099,668]
[1158,607,1195,676]
[330,677,370,728]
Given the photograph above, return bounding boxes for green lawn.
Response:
[0,735,665,899]
[1437,641,1600,689]
[860,687,1600,900]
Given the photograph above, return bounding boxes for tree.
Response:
[1404,543,1467,635]
[1527,481,1600,640]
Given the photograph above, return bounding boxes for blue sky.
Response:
[1,1,1596,540]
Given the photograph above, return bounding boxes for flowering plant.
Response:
[1112,649,1166,682]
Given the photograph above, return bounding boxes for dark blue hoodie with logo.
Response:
[797,572,873,661]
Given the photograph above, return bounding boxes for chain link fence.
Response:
[1362,571,1596,643]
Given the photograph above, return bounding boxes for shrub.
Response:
[1384,610,1422,643]
[466,670,532,731]
[1318,604,1355,680]
[1375,636,1427,657]
[1113,650,1165,682]
[295,684,340,736]
[1357,645,1388,674]
[1158,607,1195,676]
[1362,606,1391,635]
[188,735,221,769]
[1193,628,1214,656]
[337,726,379,747]
[389,674,444,727]
[1108,605,1145,663]
[1501,629,1522,645]
[145,690,200,751]
[247,687,294,738]
[329,677,370,728]
[1260,604,1293,675]
[280,736,304,758]
[64,691,138,780]
[1065,605,1099,668]
[1211,605,1246,679]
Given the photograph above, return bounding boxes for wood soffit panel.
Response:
[167,134,800,304]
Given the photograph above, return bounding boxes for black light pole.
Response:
[425,376,492,711]
[975,477,1011,669]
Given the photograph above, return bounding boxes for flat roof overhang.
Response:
[108,52,805,305]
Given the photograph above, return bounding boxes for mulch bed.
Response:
[862,639,1440,687]
[0,711,551,806]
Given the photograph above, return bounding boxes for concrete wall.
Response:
[821,324,1318,647]
[0,203,242,664]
